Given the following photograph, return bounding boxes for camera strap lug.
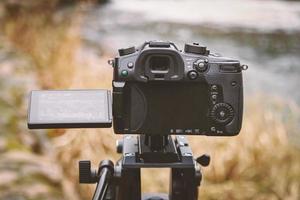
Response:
[108,59,114,67]
[241,64,249,71]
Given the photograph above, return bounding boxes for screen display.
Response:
[28,90,112,129]
[128,82,209,134]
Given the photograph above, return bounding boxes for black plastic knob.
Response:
[79,160,97,184]
[118,46,136,56]
[196,154,211,167]
[211,103,234,124]
[116,139,123,154]
[184,43,207,55]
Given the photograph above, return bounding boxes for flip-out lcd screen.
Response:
[28,90,112,129]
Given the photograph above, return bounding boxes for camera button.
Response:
[211,85,218,90]
[175,129,184,134]
[187,70,198,80]
[127,62,134,68]
[194,60,208,72]
[121,70,129,77]
[184,129,193,134]
[211,94,217,100]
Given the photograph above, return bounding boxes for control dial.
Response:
[118,46,136,56]
[211,103,234,124]
[184,43,207,55]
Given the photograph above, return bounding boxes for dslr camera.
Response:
[28,41,246,136]
[112,41,244,136]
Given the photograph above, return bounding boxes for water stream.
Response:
[81,0,300,106]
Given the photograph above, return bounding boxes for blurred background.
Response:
[0,0,300,199]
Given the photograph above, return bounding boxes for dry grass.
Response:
[2,1,82,89]
[1,2,300,200]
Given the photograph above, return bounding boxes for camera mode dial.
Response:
[211,103,234,124]
[118,46,136,56]
[184,43,207,55]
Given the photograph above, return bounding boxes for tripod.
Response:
[79,135,210,200]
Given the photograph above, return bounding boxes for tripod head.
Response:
[143,135,169,151]
[79,134,210,200]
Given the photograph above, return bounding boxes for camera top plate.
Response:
[28,90,112,129]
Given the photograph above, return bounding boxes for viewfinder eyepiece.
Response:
[149,56,170,72]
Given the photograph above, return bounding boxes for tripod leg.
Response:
[170,168,199,200]
[183,169,199,200]
[170,168,185,200]
[92,168,112,200]
[116,168,141,200]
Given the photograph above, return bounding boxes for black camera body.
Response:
[112,41,244,136]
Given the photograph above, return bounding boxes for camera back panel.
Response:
[113,41,245,136]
